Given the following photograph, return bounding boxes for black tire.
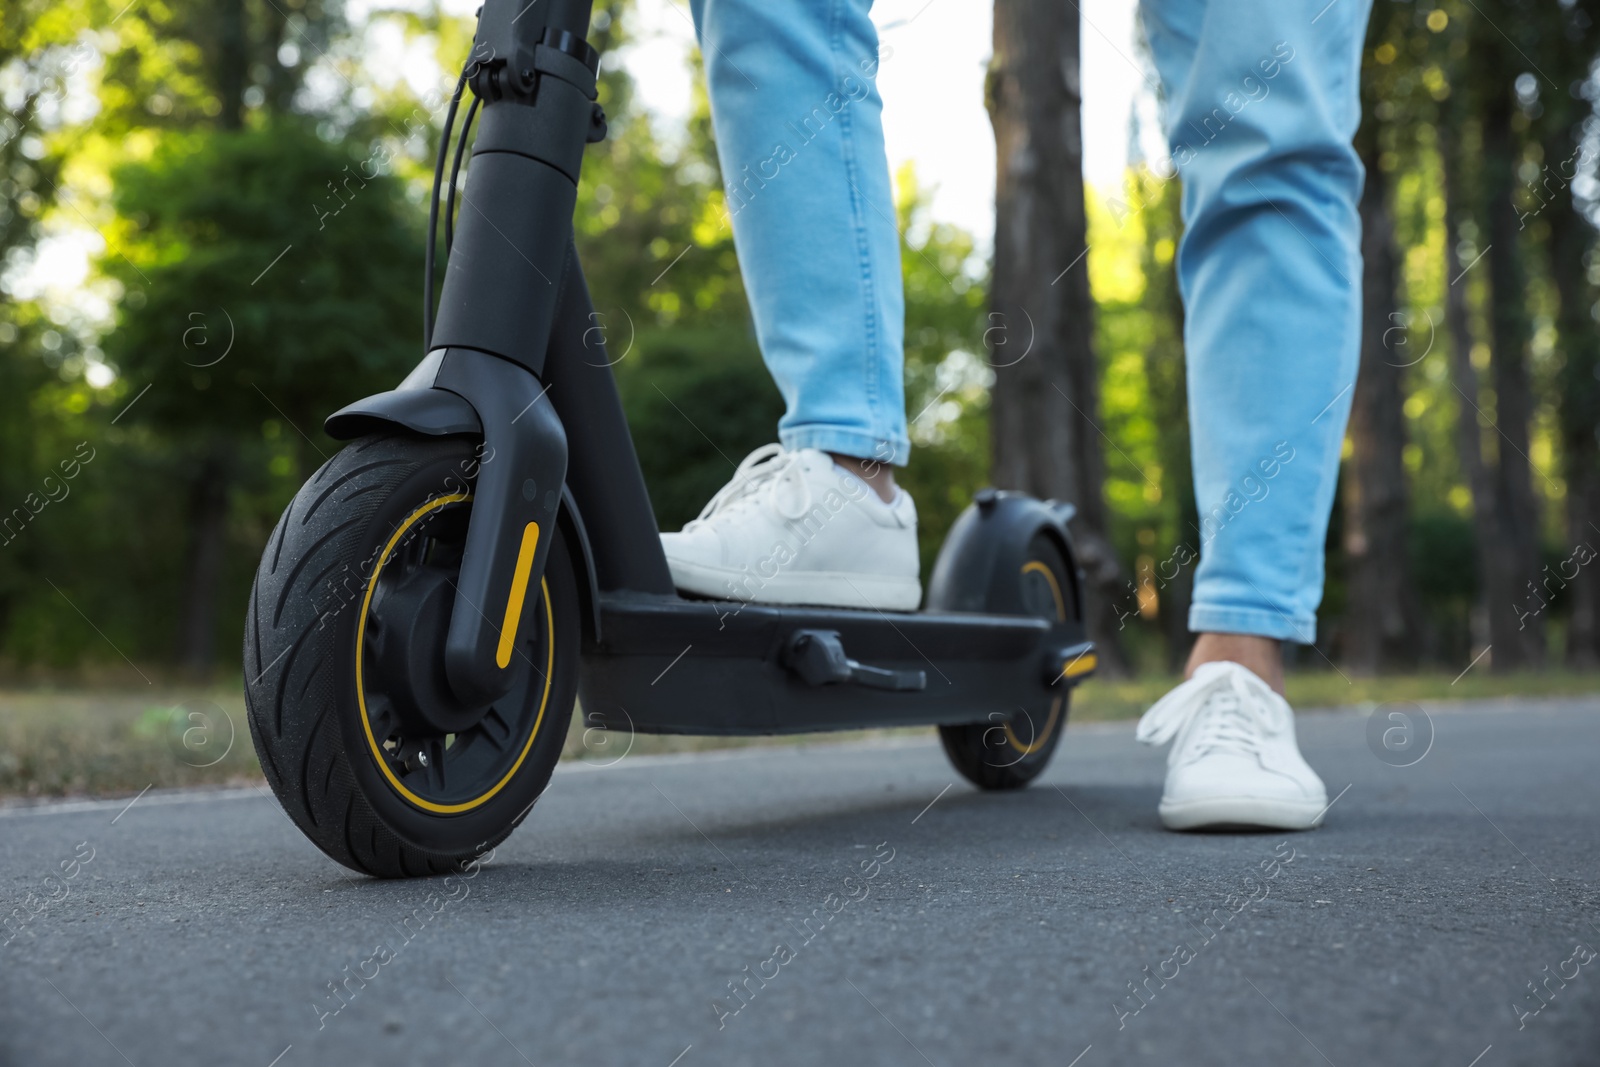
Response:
[243,434,579,878]
[939,532,1073,791]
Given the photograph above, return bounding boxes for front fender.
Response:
[323,356,601,647]
[323,386,482,440]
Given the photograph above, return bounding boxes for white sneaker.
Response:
[1135,661,1328,831]
[661,444,921,611]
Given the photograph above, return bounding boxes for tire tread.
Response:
[245,437,492,876]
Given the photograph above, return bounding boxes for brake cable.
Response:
[444,94,480,257]
[423,67,469,353]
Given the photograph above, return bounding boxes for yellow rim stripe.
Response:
[1005,698,1063,754]
[496,521,542,669]
[355,494,554,814]
[1007,558,1070,754]
[1062,652,1097,679]
[1021,560,1066,622]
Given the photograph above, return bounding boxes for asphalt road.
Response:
[2,696,1598,1067]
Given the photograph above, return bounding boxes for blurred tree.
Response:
[86,0,346,136]
[1410,0,1553,672]
[0,0,74,251]
[100,124,422,672]
[615,329,780,531]
[573,12,746,338]
[987,0,1124,673]
[1437,107,1510,663]
[1134,173,1195,672]
[1472,2,1546,667]
[893,165,991,576]
[1530,0,1600,667]
[1344,1,1424,673]
[0,0,104,659]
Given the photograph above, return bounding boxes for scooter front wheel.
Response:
[243,434,579,877]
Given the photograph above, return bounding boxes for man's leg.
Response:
[665,0,919,610]
[1134,0,1373,830]
[689,0,908,468]
[1148,0,1372,653]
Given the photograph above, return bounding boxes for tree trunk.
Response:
[1553,266,1600,670]
[216,0,247,131]
[1439,122,1517,669]
[986,0,1124,672]
[1480,90,1546,668]
[1548,176,1600,667]
[178,440,235,677]
[1343,134,1422,673]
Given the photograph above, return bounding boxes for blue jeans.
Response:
[1143,0,1373,640]
[690,0,1372,642]
[689,0,907,466]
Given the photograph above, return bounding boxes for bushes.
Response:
[614,328,784,532]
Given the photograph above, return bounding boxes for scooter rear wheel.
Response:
[243,434,579,877]
[938,532,1073,790]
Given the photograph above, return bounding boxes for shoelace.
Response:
[1135,664,1282,762]
[685,444,815,529]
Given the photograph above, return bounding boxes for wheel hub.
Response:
[370,565,492,734]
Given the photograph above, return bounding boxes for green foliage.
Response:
[894,165,992,574]
[101,121,423,447]
[1410,509,1479,649]
[89,0,346,133]
[615,328,783,531]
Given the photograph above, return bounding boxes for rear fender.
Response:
[926,490,1087,626]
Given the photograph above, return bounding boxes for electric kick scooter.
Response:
[243,0,1099,878]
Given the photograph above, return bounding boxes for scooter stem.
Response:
[426,0,601,705]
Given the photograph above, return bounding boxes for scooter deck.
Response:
[578,592,1081,736]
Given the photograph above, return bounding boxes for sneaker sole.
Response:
[667,559,922,612]
[1158,796,1327,832]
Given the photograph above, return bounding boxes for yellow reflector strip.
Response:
[1063,652,1097,679]
[496,521,541,669]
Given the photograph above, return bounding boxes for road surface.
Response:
[2,696,1597,1066]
